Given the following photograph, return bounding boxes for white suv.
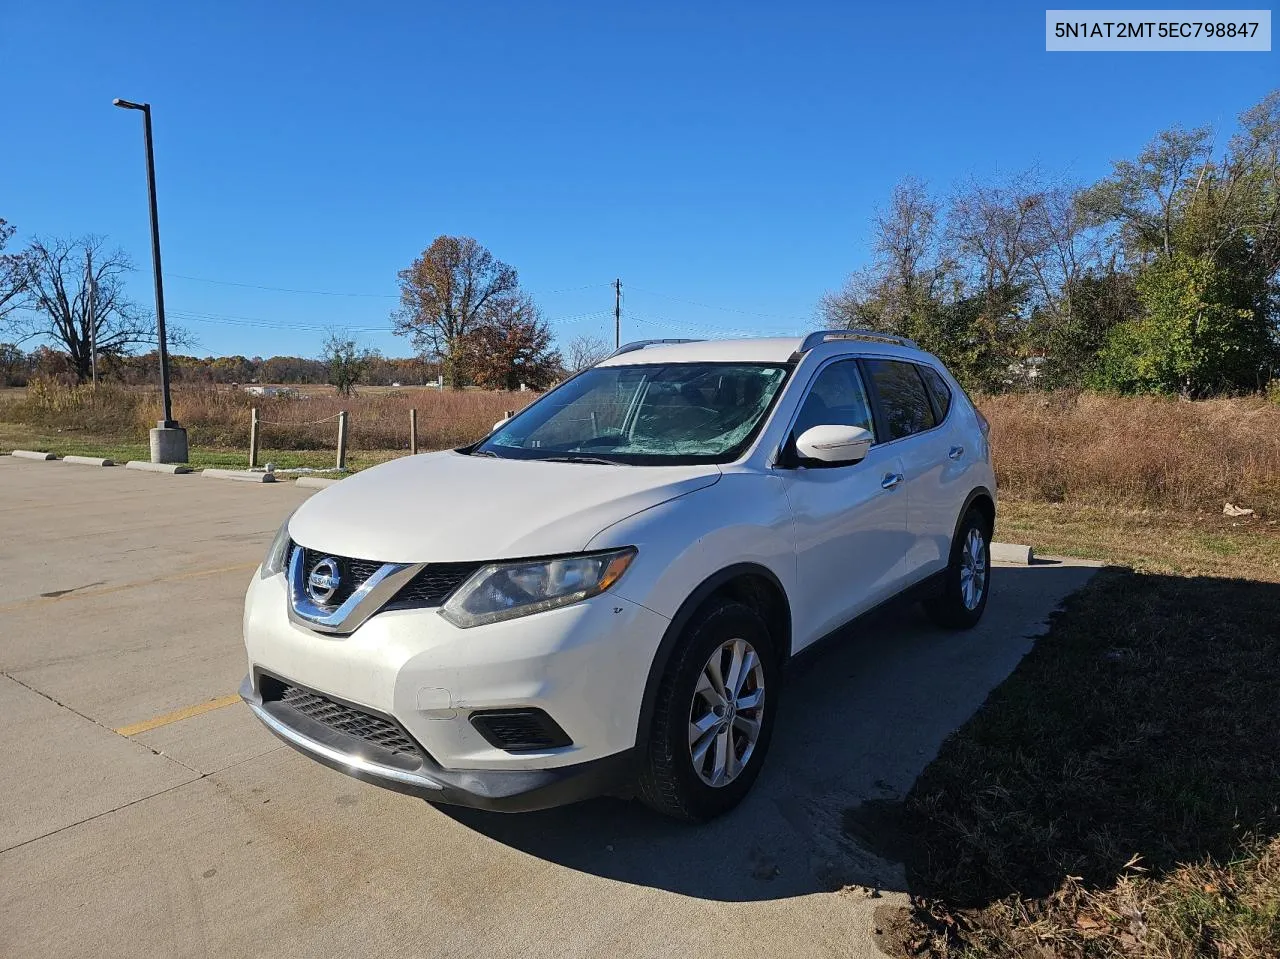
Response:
[241,331,995,821]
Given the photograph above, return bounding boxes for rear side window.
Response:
[865,359,936,440]
[918,365,953,421]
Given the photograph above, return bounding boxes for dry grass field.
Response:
[0,382,536,467]
[3,383,1278,516]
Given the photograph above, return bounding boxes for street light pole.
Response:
[114,97,186,462]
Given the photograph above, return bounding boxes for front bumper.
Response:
[242,570,670,807]
[240,674,636,811]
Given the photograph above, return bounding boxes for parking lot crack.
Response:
[0,671,203,775]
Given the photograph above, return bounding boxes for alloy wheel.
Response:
[960,527,988,610]
[687,637,766,787]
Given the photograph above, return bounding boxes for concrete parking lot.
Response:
[0,455,1099,958]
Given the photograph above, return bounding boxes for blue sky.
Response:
[2,2,1275,359]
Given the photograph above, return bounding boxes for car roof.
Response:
[595,335,938,367]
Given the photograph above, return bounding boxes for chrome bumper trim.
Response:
[246,699,443,791]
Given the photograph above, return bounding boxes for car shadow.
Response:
[438,561,1100,902]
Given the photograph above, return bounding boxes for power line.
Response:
[165,273,612,298]
[629,312,802,339]
[166,307,614,335]
[626,285,798,322]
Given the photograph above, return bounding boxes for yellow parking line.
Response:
[115,693,243,737]
[0,562,259,613]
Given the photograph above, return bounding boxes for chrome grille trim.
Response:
[286,545,424,634]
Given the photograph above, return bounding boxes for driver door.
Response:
[779,358,910,649]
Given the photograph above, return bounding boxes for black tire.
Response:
[923,507,992,630]
[637,599,779,822]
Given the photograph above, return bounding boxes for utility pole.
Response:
[86,248,97,388]
[614,278,621,349]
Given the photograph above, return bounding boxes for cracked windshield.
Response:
[478,362,790,462]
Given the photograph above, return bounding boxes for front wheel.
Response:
[637,600,778,821]
[923,508,991,629]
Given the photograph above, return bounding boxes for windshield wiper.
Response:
[469,449,502,458]
[541,455,621,465]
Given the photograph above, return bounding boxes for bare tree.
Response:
[819,177,950,333]
[392,236,520,388]
[565,333,612,373]
[5,235,161,383]
[0,219,29,322]
[946,171,1048,293]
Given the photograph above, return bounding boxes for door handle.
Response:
[881,472,903,490]
[948,445,965,460]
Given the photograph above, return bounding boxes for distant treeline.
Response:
[0,345,438,388]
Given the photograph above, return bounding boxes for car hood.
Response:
[287,451,721,563]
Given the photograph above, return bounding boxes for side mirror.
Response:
[794,425,872,466]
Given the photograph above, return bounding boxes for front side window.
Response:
[791,359,876,441]
[475,362,791,464]
[865,359,937,440]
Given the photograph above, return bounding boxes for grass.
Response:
[0,381,534,456]
[880,502,1280,958]
[983,391,1280,516]
[996,498,1280,582]
[0,425,401,472]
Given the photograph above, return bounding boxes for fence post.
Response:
[249,407,260,469]
[409,408,418,455]
[505,409,515,419]
[336,410,349,470]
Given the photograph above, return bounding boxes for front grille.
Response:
[388,561,484,609]
[295,545,380,607]
[262,675,421,758]
[292,544,480,611]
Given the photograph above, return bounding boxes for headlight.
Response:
[260,516,294,578]
[440,547,637,629]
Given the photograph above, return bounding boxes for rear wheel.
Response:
[923,507,991,629]
[637,599,778,821]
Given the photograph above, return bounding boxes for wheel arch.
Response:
[634,563,791,753]
[955,486,996,545]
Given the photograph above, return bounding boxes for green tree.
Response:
[321,332,376,397]
[1092,253,1271,396]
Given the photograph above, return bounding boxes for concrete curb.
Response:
[63,455,115,467]
[991,541,1034,565]
[12,449,56,461]
[125,461,193,475]
[295,476,341,489]
[202,468,276,483]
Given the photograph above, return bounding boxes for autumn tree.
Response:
[4,235,163,383]
[393,236,520,388]
[461,295,562,391]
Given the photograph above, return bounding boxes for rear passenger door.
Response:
[862,359,954,582]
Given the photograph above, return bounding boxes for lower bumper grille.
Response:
[259,674,422,761]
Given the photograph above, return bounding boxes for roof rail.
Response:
[605,338,703,360]
[796,329,919,353]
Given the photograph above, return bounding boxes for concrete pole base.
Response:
[149,426,189,464]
